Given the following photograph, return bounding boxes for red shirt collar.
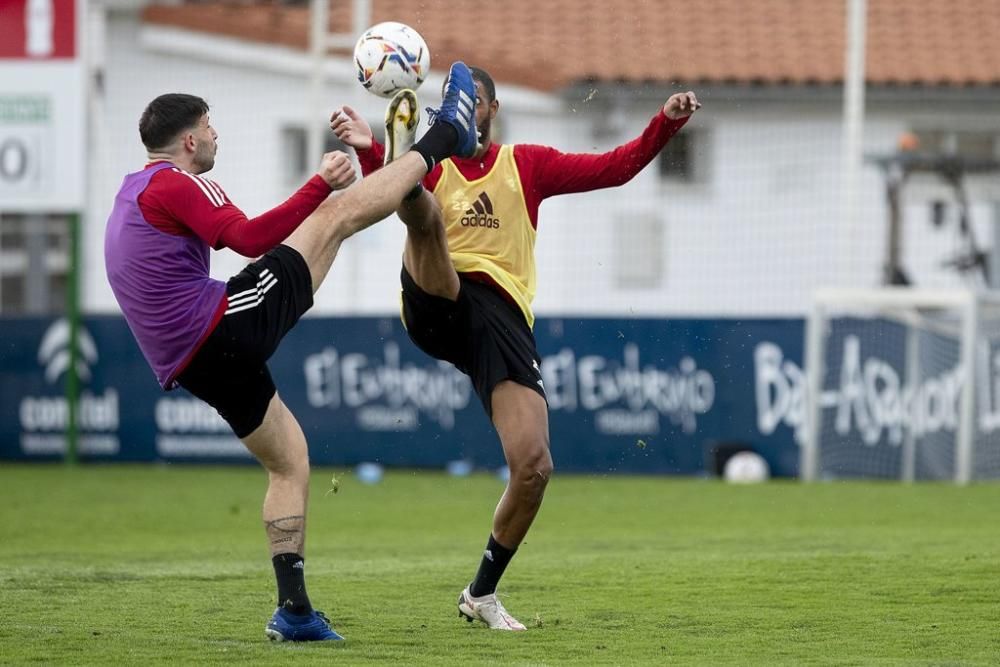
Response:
[451,142,501,169]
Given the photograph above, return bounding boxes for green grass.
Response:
[2,465,1000,665]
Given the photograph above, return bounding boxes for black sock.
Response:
[272,553,312,615]
[403,182,424,201]
[411,122,459,171]
[469,534,516,598]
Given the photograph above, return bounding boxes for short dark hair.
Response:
[139,93,209,152]
[469,67,496,102]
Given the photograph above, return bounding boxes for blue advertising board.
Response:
[0,315,806,476]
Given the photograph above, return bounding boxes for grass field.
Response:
[2,464,1000,665]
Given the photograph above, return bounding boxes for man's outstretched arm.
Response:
[525,91,701,198]
[141,153,355,258]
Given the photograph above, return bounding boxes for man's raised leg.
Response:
[283,151,432,293]
[285,60,480,294]
[381,87,461,301]
[397,190,461,300]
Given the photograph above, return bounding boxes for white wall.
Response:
[85,11,1000,319]
[86,10,558,315]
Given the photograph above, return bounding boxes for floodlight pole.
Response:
[307,0,330,165]
[307,0,372,163]
[842,0,867,280]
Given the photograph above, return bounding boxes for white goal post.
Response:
[802,287,1000,484]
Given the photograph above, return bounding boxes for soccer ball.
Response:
[723,451,770,484]
[353,22,430,98]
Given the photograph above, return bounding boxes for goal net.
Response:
[802,288,1000,483]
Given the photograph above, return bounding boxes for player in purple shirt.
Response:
[105,62,479,642]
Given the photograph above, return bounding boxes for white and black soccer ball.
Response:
[723,451,770,484]
[353,22,430,98]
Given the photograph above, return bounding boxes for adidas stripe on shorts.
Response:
[177,244,314,438]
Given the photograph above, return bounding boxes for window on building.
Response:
[1,274,25,312]
[615,212,663,288]
[0,213,70,314]
[658,129,708,183]
[281,126,308,186]
[281,125,354,185]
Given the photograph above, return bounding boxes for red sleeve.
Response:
[356,143,385,176]
[139,168,331,257]
[217,175,332,256]
[519,110,689,200]
[356,141,443,189]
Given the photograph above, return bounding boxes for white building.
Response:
[5,0,1000,318]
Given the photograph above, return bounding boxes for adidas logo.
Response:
[484,549,494,562]
[460,192,501,229]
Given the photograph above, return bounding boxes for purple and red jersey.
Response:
[104,161,330,388]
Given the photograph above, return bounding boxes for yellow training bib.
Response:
[433,145,537,327]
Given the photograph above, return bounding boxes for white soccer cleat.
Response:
[384,88,420,166]
[457,586,527,631]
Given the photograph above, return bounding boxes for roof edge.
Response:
[561,81,1000,105]
[138,24,562,113]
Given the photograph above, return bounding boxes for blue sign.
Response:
[0,315,806,476]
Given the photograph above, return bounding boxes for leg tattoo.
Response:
[265,514,305,555]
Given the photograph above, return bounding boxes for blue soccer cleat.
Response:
[265,607,344,642]
[427,61,480,158]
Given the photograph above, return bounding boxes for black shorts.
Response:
[176,244,313,438]
[400,266,545,417]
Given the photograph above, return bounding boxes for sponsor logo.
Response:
[541,344,715,435]
[153,396,247,459]
[752,337,1000,447]
[38,318,97,384]
[303,341,472,431]
[460,191,501,229]
[20,319,120,456]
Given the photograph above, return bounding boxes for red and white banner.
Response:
[0,0,76,59]
[0,0,85,211]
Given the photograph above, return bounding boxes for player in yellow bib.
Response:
[333,64,700,630]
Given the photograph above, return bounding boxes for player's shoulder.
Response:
[148,164,193,189]
[151,165,228,206]
[153,165,220,188]
[512,143,562,164]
